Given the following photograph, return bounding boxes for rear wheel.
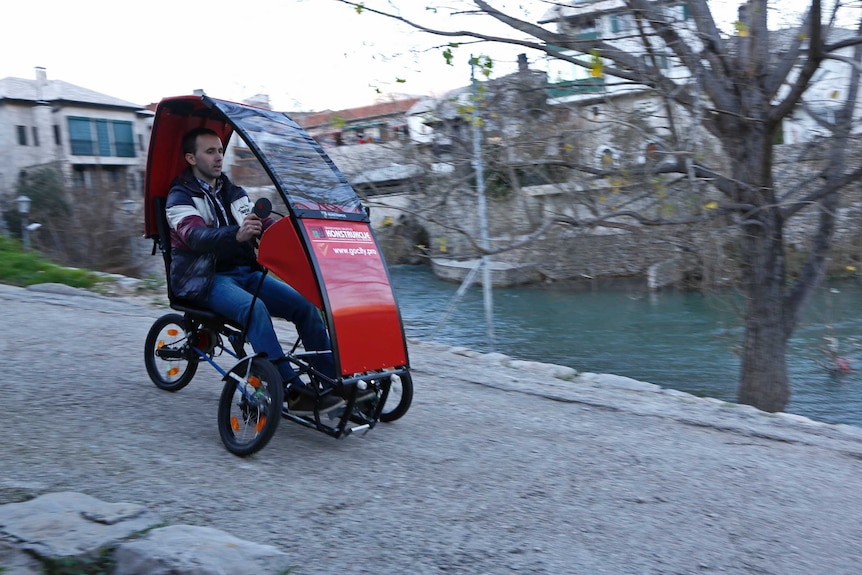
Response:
[380,372,413,423]
[218,357,283,456]
[144,313,199,392]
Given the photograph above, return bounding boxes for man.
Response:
[165,127,344,415]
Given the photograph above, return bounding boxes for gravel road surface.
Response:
[3,282,862,574]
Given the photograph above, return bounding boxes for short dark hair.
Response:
[182,127,220,156]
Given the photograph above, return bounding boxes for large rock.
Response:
[113,525,292,575]
[0,491,161,572]
[0,493,293,575]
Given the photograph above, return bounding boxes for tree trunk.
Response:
[737,241,791,411]
[733,136,791,412]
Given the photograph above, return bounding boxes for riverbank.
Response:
[389,264,862,427]
[3,282,862,574]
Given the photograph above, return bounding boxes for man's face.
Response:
[186,133,224,183]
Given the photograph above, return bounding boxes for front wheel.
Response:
[380,372,413,423]
[144,313,199,392]
[218,357,284,457]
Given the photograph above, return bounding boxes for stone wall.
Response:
[377,140,862,289]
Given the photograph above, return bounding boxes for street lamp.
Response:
[16,195,31,251]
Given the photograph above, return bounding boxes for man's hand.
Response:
[236,214,263,243]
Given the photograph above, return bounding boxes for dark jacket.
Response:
[165,169,261,301]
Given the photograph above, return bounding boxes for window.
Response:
[67,117,137,157]
[576,20,598,40]
[611,13,634,34]
[645,141,665,163]
[16,125,27,146]
[69,117,94,155]
[392,125,409,141]
[96,120,111,156]
[53,124,61,146]
[72,165,88,188]
[597,146,618,169]
[643,53,670,70]
[664,3,690,21]
[32,127,39,147]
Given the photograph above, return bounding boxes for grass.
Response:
[40,551,115,575]
[0,235,103,289]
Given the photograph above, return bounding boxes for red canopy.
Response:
[144,96,234,239]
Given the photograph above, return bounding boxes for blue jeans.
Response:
[204,266,334,383]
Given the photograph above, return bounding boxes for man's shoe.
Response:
[286,390,345,416]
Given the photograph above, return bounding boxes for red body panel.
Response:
[256,218,322,309]
[300,219,407,374]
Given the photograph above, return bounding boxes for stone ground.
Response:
[2,282,862,574]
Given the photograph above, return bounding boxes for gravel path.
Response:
[3,282,862,574]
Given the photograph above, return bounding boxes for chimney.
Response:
[518,53,528,73]
[34,67,48,104]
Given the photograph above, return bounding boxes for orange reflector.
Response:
[248,376,261,389]
[167,328,179,336]
[157,340,165,349]
[167,367,180,377]
[255,416,267,433]
[231,416,240,431]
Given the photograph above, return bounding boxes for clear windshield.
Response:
[210,99,365,220]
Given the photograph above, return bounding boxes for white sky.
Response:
[0,0,802,113]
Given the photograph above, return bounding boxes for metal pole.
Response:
[21,214,30,251]
[429,259,483,339]
[471,56,495,351]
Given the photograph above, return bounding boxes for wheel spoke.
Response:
[218,358,283,456]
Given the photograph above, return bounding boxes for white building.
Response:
[539,0,862,147]
[540,0,696,103]
[0,67,152,205]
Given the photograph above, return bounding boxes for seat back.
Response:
[153,196,241,329]
[152,196,175,301]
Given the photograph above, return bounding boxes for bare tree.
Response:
[334,0,862,412]
[11,164,143,276]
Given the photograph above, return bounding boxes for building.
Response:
[538,0,862,148]
[407,54,548,161]
[0,67,151,205]
[535,0,703,172]
[540,0,696,104]
[295,98,420,147]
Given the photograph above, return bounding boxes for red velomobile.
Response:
[143,95,413,456]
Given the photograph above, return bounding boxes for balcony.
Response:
[547,76,605,98]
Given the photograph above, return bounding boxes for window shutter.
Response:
[95,119,111,156]
[112,121,136,157]
[68,117,94,155]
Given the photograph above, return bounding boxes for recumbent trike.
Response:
[142,95,413,456]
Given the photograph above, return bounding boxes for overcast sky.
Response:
[1,0,551,112]
[1,0,797,113]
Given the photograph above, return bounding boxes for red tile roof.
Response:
[297,98,421,129]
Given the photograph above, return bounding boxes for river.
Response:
[388,264,862,427]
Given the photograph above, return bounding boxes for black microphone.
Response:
[252,197,272,218]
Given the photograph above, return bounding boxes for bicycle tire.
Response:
[144,313,199,392]
[217,357,284,456]
[380,371,413,423]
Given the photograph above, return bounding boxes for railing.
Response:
[547,77,605,98]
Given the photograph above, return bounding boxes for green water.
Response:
[389,265,862,427]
